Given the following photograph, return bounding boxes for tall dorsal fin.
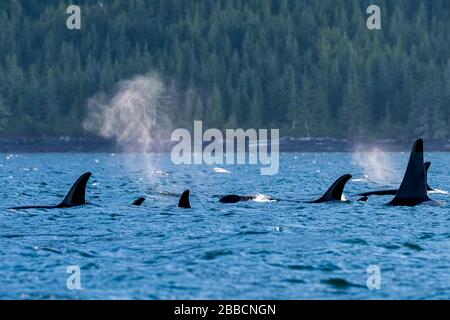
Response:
[424,161,433,191]
[389,139,430,206]
[310,174,352,203]
[59,172,92,207]
[178,190,191,208]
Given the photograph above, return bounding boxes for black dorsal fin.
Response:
[59,172,92,207]
[132,197,146,206]
[178,190,191,208]
[424,161,433,191]
[310,174,352,203]
[389,139,430,206]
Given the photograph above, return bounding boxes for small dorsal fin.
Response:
[389,139,430,206]
[178,190,191,208]
[310,174,352,203]
[132,197,146,206]
[424,161,433,191]
[59,172,92,207]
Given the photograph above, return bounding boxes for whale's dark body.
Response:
[219,174,352,204]
[10,172,92,210]
[218,195,276,203]
[358,162,434,198]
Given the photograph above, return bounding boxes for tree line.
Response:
[0,0,449,140]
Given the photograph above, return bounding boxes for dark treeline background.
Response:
[0,0,449,140]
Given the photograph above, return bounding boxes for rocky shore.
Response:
[1,136,449,153]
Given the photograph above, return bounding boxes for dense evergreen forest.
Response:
[0,0,449,140]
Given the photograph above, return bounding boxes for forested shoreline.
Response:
[0,0,449,140]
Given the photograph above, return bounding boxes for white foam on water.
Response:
[252,194,276,202]
[213,167,231,174]
[429,189,448,195]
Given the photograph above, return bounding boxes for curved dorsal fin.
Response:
[424,161,433,191]
[59,172,92,207]
[389,139,430,206]
[311,174,352,203]
[178,190,191,208]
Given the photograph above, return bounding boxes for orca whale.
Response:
[357,161,434,199]
[387,139,432,206]
[9,172,92,210]
[219,174,352,204]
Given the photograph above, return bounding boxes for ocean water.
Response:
[0,152,449,300]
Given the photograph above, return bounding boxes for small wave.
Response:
[248,250,272,255]
[1,234,25,239]
[84,262,100,270]
[287,264,315,271]
[70,249,99,258]
[319,262,341,272]
[202,249,233,260]
[40,247,62,254]
[284,278,306,284]
[418,233,434,240]
[403,242,423,251]
[341,238,368,245]
[380,243,401,250]
[237,230,269,236]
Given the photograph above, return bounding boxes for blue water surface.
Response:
[0,152,449,299]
